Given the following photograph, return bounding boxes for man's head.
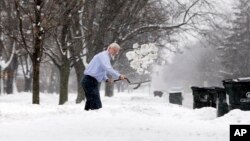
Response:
[107,43,121,59]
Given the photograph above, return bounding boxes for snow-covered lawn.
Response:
[0,91,250,141]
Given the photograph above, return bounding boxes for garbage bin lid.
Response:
[236,77,250,82]
[223,77,250,84]
[153,90,163,94]
[169,87,183,93]
[191,86,223,90]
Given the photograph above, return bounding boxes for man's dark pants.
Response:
[81,75,102,111]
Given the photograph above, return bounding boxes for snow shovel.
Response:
[113,78,141,89]
[114,77,131,83]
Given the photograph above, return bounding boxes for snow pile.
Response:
[0,91,250,141]
[126,43,158,74]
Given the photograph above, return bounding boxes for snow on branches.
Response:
[126,43,158,75]
[0,42,16,70]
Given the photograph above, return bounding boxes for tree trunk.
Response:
[24,76,32,92]
[0,67,2,95]
[32,60,40,104]
[73,59,86,103]
[48,65,59,93]
[69,5,86,103]
[32,0,43,104]
[5,71,14,94]
[0,19,3,94]
[19,55,32,92]
[5,54,18,94]
[59,59,70,105]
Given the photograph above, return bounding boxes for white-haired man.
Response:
[81,43,126,111]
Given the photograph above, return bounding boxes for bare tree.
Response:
[0,0,18,94]
[44,0,84,104]
[13,0,53,104]
[80,0,218,96]
[19,53,32,92]
[219,0,250,78]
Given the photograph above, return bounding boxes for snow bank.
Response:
[0,92,250,141]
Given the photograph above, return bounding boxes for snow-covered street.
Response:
[1,0,250,140]
[1,91,250,141]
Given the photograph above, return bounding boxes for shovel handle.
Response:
[114,78,131,83]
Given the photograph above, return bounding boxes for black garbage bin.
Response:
[215,87,229,117]
[223,78,250,111]
[191,86,228,117]
[191,87,217,109]
[169,89,183,105]
[169,92,182,105]
[153,91,163,97]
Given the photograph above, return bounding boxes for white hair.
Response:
[108,43,121,50]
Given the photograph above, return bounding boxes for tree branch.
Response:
[14,1,32,58]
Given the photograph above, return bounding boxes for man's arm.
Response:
[99,56,121,80]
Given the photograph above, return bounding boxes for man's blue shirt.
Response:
[84,51,120,82]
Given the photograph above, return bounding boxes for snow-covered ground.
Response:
[0,91,250,141]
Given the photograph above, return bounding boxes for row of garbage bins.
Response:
[154,78,250,117]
